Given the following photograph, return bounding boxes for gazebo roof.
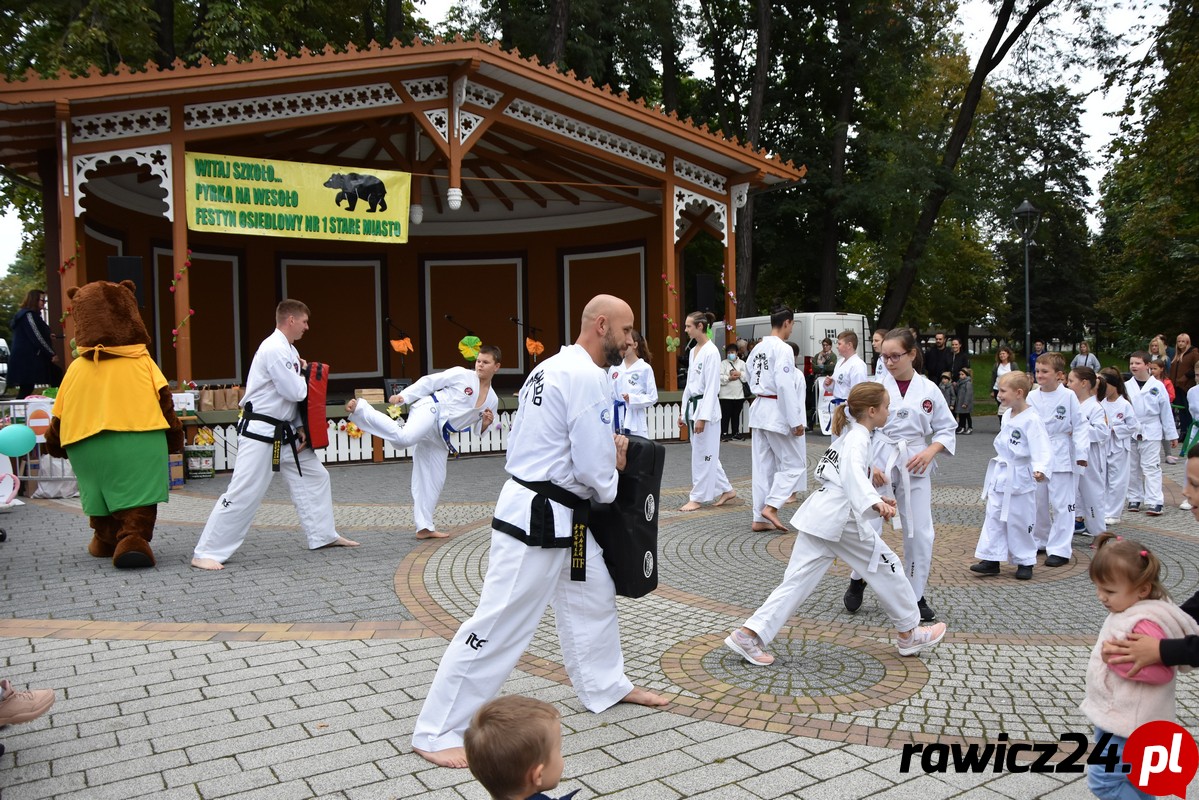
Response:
[0,37,805,235]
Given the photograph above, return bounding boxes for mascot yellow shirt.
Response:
[52,345,170,446]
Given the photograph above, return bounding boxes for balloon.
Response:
[0,424,37,458]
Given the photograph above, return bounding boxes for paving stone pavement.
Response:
[1,414,1197,799]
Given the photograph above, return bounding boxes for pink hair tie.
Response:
[1140,550,1149,557]
[1115,535,1123,541]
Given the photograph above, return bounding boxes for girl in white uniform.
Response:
[724,381,947,666]
[843,328,956,622]
[347,349,499,539]
[1099,368,1139,526]
[971,371,1051,579]
[1068,367,1109,536]
[871,328,889,379]
[679,311,735,511]
[609,330,658,437]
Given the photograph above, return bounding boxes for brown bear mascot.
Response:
[44,280,185,568]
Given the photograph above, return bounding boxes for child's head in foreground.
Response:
[465,695,564,800]
[1088,533,1167,614]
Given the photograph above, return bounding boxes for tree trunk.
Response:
[819,0,859,311]
[659,0,680,113]
[385,0,406,43]
[544,0,570,65]
[876,0,1056,329]
[154,0,175,67]
[735,0,770,316]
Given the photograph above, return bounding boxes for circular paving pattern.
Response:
[662,630,928,716]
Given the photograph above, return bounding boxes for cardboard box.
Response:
[184,445,215,479]
[169,453,185,490]
[354,388,386,403]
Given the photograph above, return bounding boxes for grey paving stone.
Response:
[739,765,819,798]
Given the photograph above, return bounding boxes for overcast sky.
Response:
[0,0,1155,275]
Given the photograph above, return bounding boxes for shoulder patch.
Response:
[464,387,474,396]
[600,408,612,424]
[922,399,933,414]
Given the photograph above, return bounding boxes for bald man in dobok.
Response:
[411,295,668,768]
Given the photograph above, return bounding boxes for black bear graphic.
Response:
[323,173,388,212]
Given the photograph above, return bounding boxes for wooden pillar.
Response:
[170,108,193,383]
[53,100,78,363]
[723,197,737,337]
[661,159,678,391]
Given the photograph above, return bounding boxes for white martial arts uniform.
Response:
[348,366,498,534]
[744,420,921,643]
[1075,396,1109,534]
[193,329,340,563]
[1102,396,1138,521]
[746,336,807,523]
[609,358,658,437]
[411,344,633,753]
[1126,375,1178,508]
[682,340,732,503]
[850,373,956,600]
[827,353,868,441]
[1028,385,1088,558]
[974,407,1052,567]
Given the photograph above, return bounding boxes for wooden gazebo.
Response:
[0,37,805,391]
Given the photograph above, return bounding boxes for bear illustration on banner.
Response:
[323,172,388,212]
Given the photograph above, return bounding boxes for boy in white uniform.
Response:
[1027,352,1089,566]
[971,371,1051,579]
[411,295,666,769]
[1126,351,1179,516]
[346,346,500,539]
[191,300,359,570]
[746,308,806,531]
[825,330,867,440]
[1068,367,1109,536]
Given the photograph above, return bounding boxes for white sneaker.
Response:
[1104,517,1120,526]
[897,622,947,656]
[1182,501,1193,511]
[725,628,775,666]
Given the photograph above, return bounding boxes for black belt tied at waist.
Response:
[236,401,302,475]
[493,477,590,582]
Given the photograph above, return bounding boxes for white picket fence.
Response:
[204,401,707,471]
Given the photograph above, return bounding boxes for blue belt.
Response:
[429,392,462,458]
[831,398,847,406]
[612,399,626,433]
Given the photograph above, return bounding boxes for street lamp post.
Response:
[1012,199,1040,363]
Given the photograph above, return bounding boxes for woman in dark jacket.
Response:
[9,289,59,398]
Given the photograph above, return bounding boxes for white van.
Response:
[727,312,872,371]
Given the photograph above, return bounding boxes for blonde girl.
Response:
[725,382,947,666]
[1081,534,1198,799]
[679,311,735,511]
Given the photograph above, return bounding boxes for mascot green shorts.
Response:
[66,430,169,516]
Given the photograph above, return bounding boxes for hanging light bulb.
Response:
[410,203,424,224]
[447,187,463,211]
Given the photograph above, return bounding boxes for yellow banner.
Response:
[185,152,411,243]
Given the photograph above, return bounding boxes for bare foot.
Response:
[416,529,450,540]
[750,522,776,532]
[190,558,223,570]
[713,490,738,507]
[679,501,702,512]
[621,687,669,707]
[761,506,787,531]
[318,536,360,549]
[413,746,469,768]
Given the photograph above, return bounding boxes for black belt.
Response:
[493,477,590,582]
[236,401,302,475]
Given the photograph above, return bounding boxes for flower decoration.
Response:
[345,421,363,439]
[169,250,193,293]
[170,308,197,348]
[660,272,679,297]
[57,242,80,275]
[665,335,680,352]
[193,427,215,446]
[458,335,482,361]
[390,337,413,354]
[525,337,544,358]
[661,313,679,332]
[387,404,405,420]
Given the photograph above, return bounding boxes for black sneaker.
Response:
[970,560,1000,575]
[918,596,936,622]
[1127,502,1141,513]
[1146,505,1163,517]
[1015,564,1033,580]
[843,578,866,613]
[1044,555,1070,567]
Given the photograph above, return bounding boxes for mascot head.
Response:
[67,280,151,348]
